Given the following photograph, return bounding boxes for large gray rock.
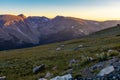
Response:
[50,74,72,80]
[97,66,115,76]
[61,74,72,80]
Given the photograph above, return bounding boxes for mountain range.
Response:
[0,14,120,50]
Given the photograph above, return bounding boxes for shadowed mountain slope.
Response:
[0,14,120,50]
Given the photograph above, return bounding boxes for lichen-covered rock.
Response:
[97,66,114,76]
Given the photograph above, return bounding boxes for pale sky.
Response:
[0,0,120,21]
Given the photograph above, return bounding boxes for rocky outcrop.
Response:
[75,57,120,80]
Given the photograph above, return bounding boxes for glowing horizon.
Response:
[0,0,120,21]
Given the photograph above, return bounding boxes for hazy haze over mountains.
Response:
[0,14,120,50]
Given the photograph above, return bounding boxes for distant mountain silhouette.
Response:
[0,14,120,50]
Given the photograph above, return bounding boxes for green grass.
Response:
[0,26,120,80]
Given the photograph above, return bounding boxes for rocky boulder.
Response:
[33,64,45,73]
[97,66,115,76]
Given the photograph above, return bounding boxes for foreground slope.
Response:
[0,25,120,80]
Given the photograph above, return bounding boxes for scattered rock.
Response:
[78,45,83,48]
[45,72,53,78]
[74,45,84,51]
[97,66,115,76]
[80,57,120,79]
[60,44,65,47]
[69,59,76,67]
[39,56,120,80]
[69,59,76,63]
[68,59,79,67]
[51,74,72,80]
[0,76,6,80]
[88,57,94,61]
[108,49,114,53]
[33,64,45,73]
[56,47,61,51]
[52,66,57,71]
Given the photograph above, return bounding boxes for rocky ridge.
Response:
[0,14,120,50]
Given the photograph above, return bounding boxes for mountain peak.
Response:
[0,15,24,21]
[18,14,26,19]
[54,16,65,19]
[0,14,25,27]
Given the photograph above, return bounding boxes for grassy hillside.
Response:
[0,26,120,80]
[88,25,120,38]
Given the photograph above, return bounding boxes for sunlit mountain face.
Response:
[0,0,120,21]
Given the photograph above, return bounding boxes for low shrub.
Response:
[96,52,109,61]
